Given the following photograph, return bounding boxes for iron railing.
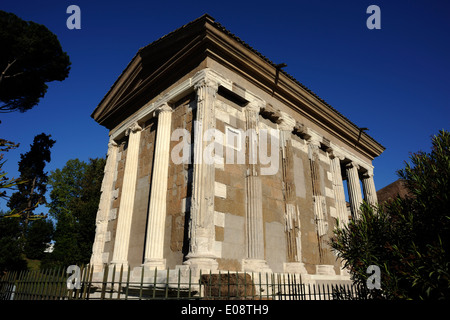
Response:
[0,265,368,300]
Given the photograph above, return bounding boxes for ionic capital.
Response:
[307,134,322,148]
[345,161,360,170]
[246,100,264,114]
[108,139,118,149]
[193,77,219,92]
[361,170,374,179]
[125,122,142,136]
[293,122,313,140]
[155,103,172,115]
[278,112,296,132]
[328,149,345,160]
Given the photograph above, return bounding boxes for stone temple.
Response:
[89,14,385,284]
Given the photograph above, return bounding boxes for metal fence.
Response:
[0,265,368,301]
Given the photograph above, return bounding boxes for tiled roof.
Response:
[138,14,383,149]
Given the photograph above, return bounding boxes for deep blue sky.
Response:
[1,0,449,213]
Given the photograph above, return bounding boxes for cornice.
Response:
[202,22,384,159]
[92,14,385,160]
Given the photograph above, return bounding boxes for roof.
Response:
[377,179,410,203]
[92,14,385,158]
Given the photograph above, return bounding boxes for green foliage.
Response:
[0,10,71,113]
[330,129,450,300]
[24,218,54,260]
[7,133,55,224]
[0,134,56,271]
[0,138,23,199]
[0,211,28,273]
[43,158,106,268]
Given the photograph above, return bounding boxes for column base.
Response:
[142,258,166,270]
[183,256,218,276]
[283,262,308,275]
[241,259,272,274]
[103,263,130,283]
[316,264,336,276]
[110,260,129,268]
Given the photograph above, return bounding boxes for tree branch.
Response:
[3,71,24,79]
[0,58,18,86]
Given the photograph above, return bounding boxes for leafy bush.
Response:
[331,130,450,300]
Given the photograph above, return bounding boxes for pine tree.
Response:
[7,133,55,240]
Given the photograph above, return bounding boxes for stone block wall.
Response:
[93,68,377,280]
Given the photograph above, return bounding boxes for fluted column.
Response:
[90,139,118,272]
[345,162,363,219]
[241,101,271,273]
[279,114,297,258]
[245,102,264,259]
[245,176,264,258]
[330,152,349,226]
[111,122,142,266]
[279,114,308,274]
[308,137,328,261]
[143,103,173,269]
[184,77,219,273]
[362,172,378,206]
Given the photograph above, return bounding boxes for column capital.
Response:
[155,102,172,114]
[328,149,345,160]
[108,139,118,149]
[125,122,142,136]
[293,122,312,142]
[246,100,264,114]
[278,112,296,132]
[361,170,374,179]
[193,76,219,92]
[307,136,322,148]
[345,161,360,170]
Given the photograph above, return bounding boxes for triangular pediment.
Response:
[91,14,384,159]
[91,14,214,129]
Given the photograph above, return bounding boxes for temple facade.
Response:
[89,14,384,283]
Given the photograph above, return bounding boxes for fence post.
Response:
[177,268,181,299]
[258,272,261,300]
[60,267,69,300]
[226,271,230,300]
[20,270,28,300]
[264,273,268,300]
[199,270,202,299]
[100,264,108,300]
[165,268,169,298]
[30,270,39,300]
[85,265,94,300]
[124,265,130,300]
[116,264,123,300]
[42,269,52,300]
[218,270,221,300]
[81,265,89,300]
[141,265,146,300]
[151,267,156,299]
[210,270,213,299]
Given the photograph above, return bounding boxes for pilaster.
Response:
[242,101,271,273]
[184,76,219,273]
[307,136,329,262]
[279,113,307,274]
